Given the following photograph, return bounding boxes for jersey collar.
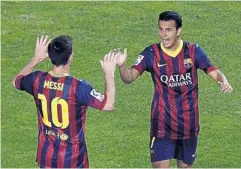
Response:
[48,70,69,77]
[161,39,183,58]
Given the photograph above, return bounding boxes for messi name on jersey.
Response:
[44,80,64,91]
[160,72,192,88]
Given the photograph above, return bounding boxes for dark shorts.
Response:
[150,136,198,165]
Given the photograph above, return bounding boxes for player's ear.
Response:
[177,27,182,36]
[68,54,73,64]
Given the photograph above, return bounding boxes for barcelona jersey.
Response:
[132,40,217,139]
[15,71,107,168]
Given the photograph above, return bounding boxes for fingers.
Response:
[36,37,40,47]
[112,52,117,62]
[222,84,228,93]
[39,35,44,44]
[107,51,112,62]
[111,49,118,62]
[110,51,116,62]
[46,38,52,47]
[124,48,127,56]
[219,82,233,93]
[100,60,103,68]
[105,50,116,62]
[102,48,126,66]
[224,85,233,93]
[109,51,114,62]
[104,53,108,62]
[42,35,49,45]
[222,84,233,93]
[37,35,51,46]
[34,35,51,62]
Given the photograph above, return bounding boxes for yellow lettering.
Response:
[38,94,51,127]
[52,97,69,129]
[38,94,69,129]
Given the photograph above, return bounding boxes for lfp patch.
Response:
[134,55,144,65]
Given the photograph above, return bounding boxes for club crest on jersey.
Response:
[183,58,192,68]
[134,55,144,65]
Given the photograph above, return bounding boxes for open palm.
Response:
[33,35,51,63]
[116,48,127,67]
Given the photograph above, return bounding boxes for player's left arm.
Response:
[76,80,108,111]
[12,35,51,88]
[195,44,233,93]
[208,69,233,93]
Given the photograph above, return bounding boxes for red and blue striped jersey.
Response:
[132,41,217,139]
[15,71,107,168]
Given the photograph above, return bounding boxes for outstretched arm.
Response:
[208,69,233,93]
[100,51,117,111]
[12,35,51,88]
[116,48,140,84]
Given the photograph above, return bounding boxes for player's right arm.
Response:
[116,48,141,84]
[119,65,140,84]
[12,35,51,89]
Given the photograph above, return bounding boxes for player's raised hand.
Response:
[217,81,233,93]
[114,48,127,67]
[100,51,117,76]
[33,35,51,64]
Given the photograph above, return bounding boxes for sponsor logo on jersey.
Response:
[160,73,192,87]
[157,63,166,67]
[46,129,69,141]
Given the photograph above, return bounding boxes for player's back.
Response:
[15,69,106,168]
[33,71,89,168]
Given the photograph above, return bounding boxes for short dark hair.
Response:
[48,35,73,67]
[158,11,182,29]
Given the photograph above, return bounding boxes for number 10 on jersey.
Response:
[38,93,69,129]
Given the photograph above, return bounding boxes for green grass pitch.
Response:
[1,1,241,168]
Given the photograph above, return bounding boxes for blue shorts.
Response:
[150,137,198,165]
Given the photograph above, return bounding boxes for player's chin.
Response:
[163,43,172,48]
[162,40,173,48]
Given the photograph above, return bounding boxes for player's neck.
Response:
[161,39,183,57]
[51,65,70,76]
[164,38,181,52]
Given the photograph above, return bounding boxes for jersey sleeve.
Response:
[195,45,217,73]
[76,80,107,110]
[131,46,154,74]
[15,71,41,95]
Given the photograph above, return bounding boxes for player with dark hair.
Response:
[13,35,117,168]
[115,11,233,168]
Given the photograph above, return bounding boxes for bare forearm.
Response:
[208,69,233,93]
[209,69,228,84]
[216,72,228,84]
[103,73,115,111]
[12,58,38,87]
[119,64,135,84]
[18,58,38,76]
